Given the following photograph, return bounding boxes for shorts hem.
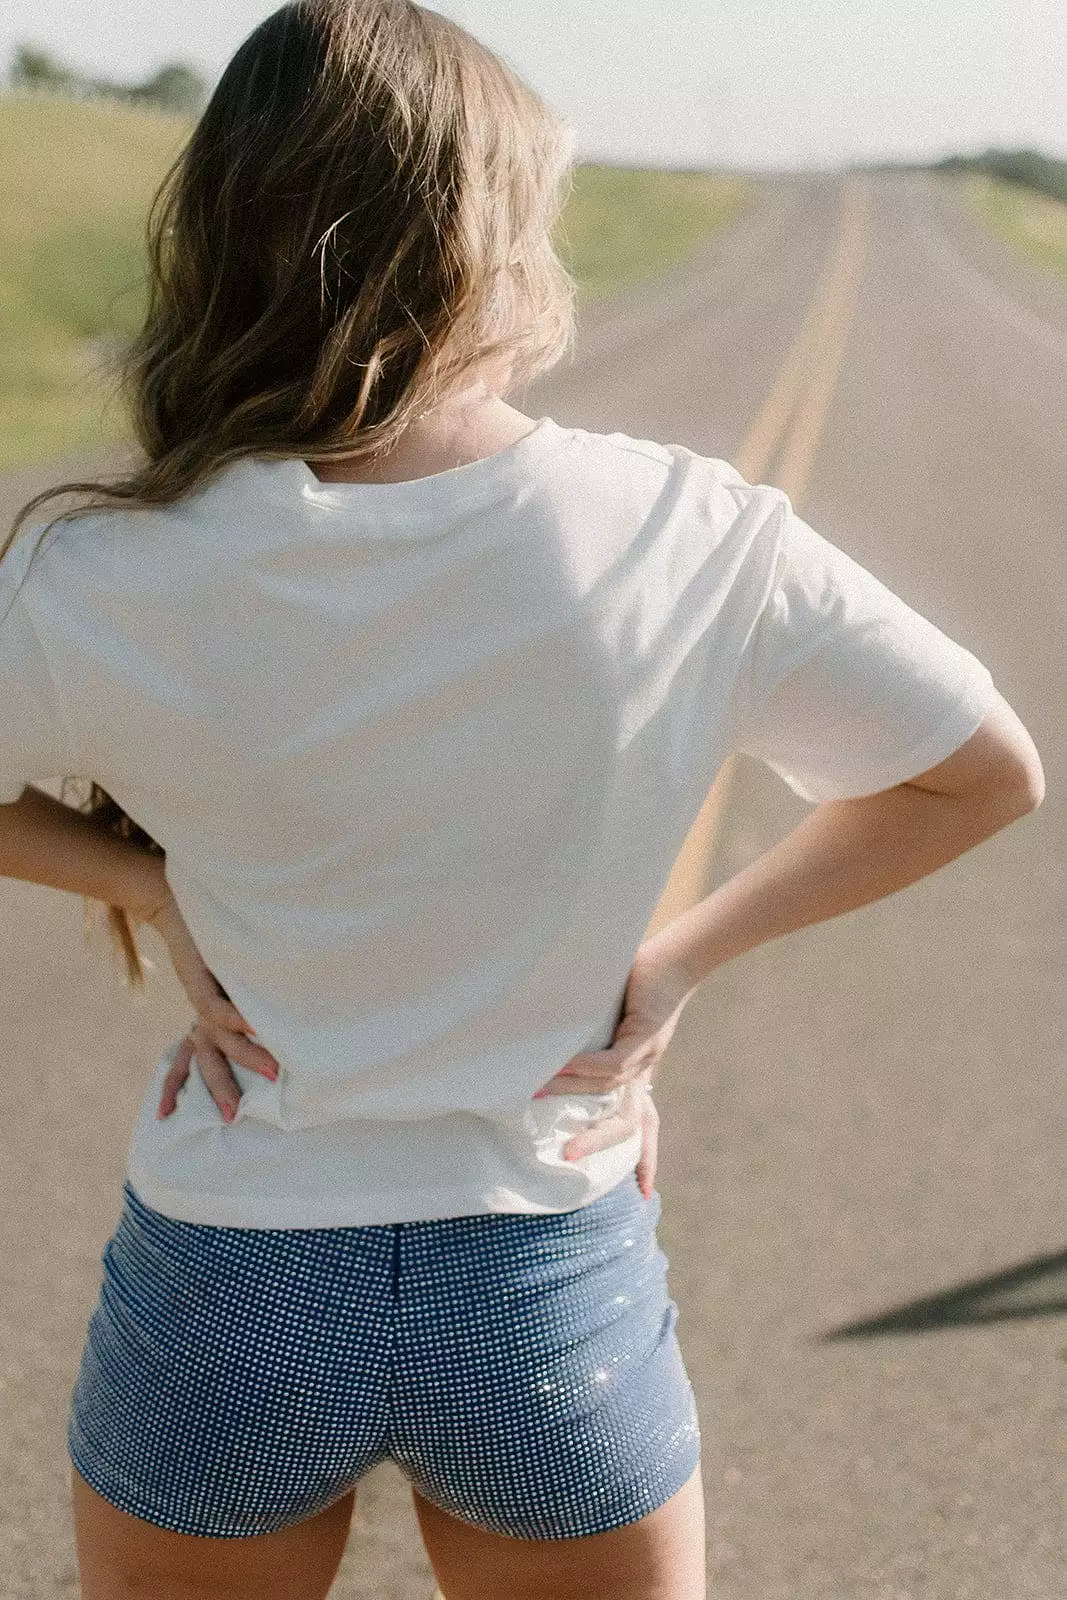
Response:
[68,1429,701,1544]
[402,1430,702,1542]
[67,1433,343,1541]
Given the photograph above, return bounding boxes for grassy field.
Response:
[560,163,748,303]
[0,95,190,468]
[0,91,748,472]
[962,170,1067,282]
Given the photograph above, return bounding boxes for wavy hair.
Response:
[4,0,578,983]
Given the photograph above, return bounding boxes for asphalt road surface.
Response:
[0,169,1063,1599]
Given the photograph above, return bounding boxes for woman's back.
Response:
[8,415,998,1226]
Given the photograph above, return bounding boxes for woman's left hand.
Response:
[144,882,281,1122]
[557,1069,659,1200]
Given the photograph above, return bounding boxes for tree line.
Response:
[930,147,1067,208]
[863,145,1067,208]
[5,43,206,117]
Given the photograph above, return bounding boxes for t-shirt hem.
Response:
[122,1163,634,1229]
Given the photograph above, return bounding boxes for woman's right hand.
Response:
[531,942,696,1102]
[528,944,696,1197]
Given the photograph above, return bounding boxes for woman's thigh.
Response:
[71,1467,356,1600]
[412,1461,706,1600]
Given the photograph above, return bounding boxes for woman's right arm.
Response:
[537,693,1042,1112]
[649,691,1043,996]
[538,491,1045,1109]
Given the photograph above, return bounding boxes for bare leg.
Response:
[71,1465,357,1600]
[412,1459,706,1600]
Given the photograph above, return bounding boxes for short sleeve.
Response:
[0,532,79,802]
[731,498,1001,804]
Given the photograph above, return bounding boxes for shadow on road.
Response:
[815,1247,1067,1339]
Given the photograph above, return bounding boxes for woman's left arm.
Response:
[0,784,281,1112]
[0,784,169,919]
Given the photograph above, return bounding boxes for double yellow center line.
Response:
[644,176,871,939]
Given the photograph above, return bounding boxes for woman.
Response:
[0,3,1043,1597]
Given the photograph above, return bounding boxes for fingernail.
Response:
[221,1104,235,1123]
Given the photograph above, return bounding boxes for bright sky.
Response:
[2,0,1064,172]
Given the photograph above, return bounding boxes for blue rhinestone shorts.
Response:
[67,1172,701,1541]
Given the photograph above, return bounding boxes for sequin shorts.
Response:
[67,1171,701,1541]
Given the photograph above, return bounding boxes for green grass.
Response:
[963,171,1067,282]
[556,164,748,304]
[0,93,190,467]
[0,91,748,471]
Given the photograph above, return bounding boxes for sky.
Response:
[1,0,1064,173]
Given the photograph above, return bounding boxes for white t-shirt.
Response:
[1,419,1000,1227]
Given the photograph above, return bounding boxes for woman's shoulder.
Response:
[559,422,785,536]
[562,423,770,502]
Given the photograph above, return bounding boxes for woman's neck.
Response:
[306,386,537,485]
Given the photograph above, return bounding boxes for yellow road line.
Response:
[773,178,870,506]
[642,177,871,941]
[731,176,870,490]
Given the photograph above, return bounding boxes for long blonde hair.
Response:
[6,0,578,983]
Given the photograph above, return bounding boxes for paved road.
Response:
[1,170,1063,1598]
